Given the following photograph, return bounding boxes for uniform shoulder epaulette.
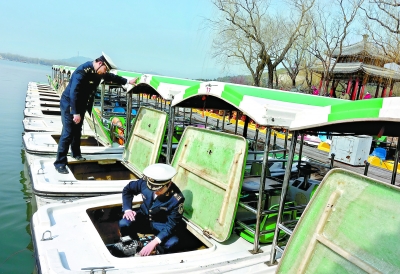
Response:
[173,193,182,201]
[83,67,94,74]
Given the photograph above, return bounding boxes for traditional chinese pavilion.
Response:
[312,35,400,100]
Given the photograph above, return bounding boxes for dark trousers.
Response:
[54,99,83,168]
[119,212,179,252]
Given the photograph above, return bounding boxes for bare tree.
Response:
[281,37,313,89]
[361,0,400,63]
[362,0,400,34]
[307,0,363,95]
[210,0,314,87]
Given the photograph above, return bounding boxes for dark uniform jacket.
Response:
[61,61,127,115]
[122,178,185,242]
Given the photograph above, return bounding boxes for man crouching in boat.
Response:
[53,52,137,174]
[116,163,185,256]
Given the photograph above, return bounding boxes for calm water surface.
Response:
[0,60,49,273]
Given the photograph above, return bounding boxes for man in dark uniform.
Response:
[118,163,185,256]
[54,52,137,174]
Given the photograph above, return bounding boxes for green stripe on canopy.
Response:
[328,99,383,122]
[149,76,200,90]
[115,70,142,78]
[174,82,346,126]
[222,84,345,107]
[290,97,400,136]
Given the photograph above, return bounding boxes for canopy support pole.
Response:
[254,128,259,154]
[243,116,250,138]
[297,133,305,177]
[125,90,133,140]
[268,130,299,265]
[221,110,226,131]
[390,138,400,185]
[234,113,239,135]
[250,127,272,254]
[100,82,105,118]
[166,104,175,164]
[282,130,289,169]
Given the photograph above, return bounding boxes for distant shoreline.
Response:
[0,53,89,67]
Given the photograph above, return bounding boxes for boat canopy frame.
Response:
[170,81,400,266]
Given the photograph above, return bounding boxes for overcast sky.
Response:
[0,0,244,79]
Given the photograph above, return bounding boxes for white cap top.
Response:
[143,163,177,181]
[102,51,117,69]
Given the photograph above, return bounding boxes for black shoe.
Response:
[73,155,86,161]
[56,166,69,174]
[111,239,141,257]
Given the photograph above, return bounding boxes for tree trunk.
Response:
[267,63,274,88]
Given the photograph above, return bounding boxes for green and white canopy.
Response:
[172,81,345,127]
[113,70,142,82]
[172,81,400,137]
[131,74,201,101]
[290,97,400,136]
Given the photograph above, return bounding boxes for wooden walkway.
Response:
[186,111,400,185]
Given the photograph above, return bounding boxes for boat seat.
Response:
[269,162,298,177]
[242,176,282,192]
[238,202,297,244]
[370,147,387,160]
[113,107,125,113]
[249,161,298,178]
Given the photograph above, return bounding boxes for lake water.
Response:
[0,59,49,273]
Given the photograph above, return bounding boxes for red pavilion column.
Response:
[358,77,368,99]
[318,74,324,90]
[346,77,353,94]
[381,86,387,97]
[359,85,366,99]
[389,83,394,97]
[351,78,359,100]
[329,80,336,97]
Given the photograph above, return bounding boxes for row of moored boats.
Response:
[26,66,400,273]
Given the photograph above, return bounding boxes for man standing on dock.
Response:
[54,52,137,174]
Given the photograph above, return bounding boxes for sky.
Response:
[0,0,244,79]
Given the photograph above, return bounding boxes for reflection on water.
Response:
[20,149,36,251]
[0,60,49,273]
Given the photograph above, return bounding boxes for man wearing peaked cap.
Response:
[54,52,138,174]
[118,163,185,256]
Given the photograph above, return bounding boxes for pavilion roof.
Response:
[332,39,392,63]
[311,62,400,81]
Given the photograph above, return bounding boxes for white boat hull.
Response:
[22,131,122,155]
[31,195,278,273]
[25,99,60,108]
[24,107,61,118]
[25,94,60,102]
[28,154,135,200]
[22,117,92,133]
